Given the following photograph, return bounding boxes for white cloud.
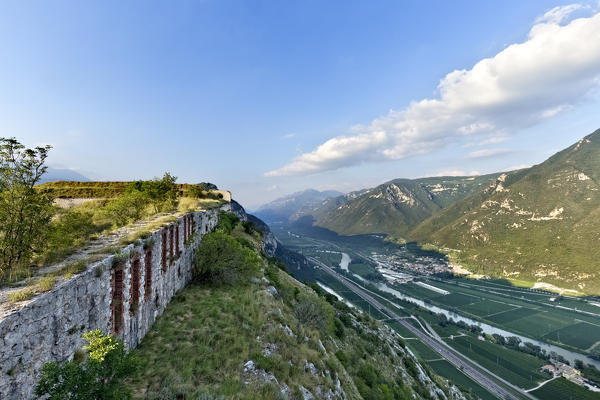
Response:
[282,133,296,139]
[266,6,600,177]
[266,185,279,192]
[535,4,586,25]
[465,148,513,159]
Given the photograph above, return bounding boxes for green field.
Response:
[447,336,547,389]
[426,360,497,400]
[312,251,342,268]
[486,307,541,324]
[504,312,573,338]
[543,322,600,350]
[436,292,480,307]
[406,339,442,360]
[460,299,517,317]
[530,378,600,400]
[399,282,446,299]
[348,261,377,278]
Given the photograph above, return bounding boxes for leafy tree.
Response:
[129,172,178,213]
[0,137,54,280]
[35,330,135,399]
[193,231,260,285]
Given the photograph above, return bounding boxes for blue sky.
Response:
[1,1,600,208]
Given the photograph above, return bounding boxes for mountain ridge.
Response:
[299,174,502,238]
[255,188,343,223]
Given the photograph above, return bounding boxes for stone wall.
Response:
[0,206,230,399]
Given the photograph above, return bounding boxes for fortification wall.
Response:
[0,205,231,399]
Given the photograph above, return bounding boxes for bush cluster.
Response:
[35,330,136,399]
[193,230,260,285]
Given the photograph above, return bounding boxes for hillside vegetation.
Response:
[124,214,467,400]
[304,175,500,238]
[411,129,600,294]
[36,180,222,199]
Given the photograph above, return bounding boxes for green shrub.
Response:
[35,330,136,399]
[242,220,255,235]
[293,293,334,333]
[236,237,254,250]
[41,209,101,265]
[335,350,348,368]
[100,191,150,227]
[8,286,35,303]
[214,211,239,234]
[193,231,260,285]
[38,276,57,292]
[334,318,345,339]
[128,173,178,213]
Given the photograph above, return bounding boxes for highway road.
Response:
[309,257,537,400]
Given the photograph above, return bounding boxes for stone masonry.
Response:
[0,205,232,399]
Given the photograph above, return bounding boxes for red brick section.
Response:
[144,249,152,301]
[169,225,174,265]
[183,216,187,243]
[189,215,193,237]
[161,228,167,272]
[130,255,141,315]
[175,224,180,255]
[111,266,124,334]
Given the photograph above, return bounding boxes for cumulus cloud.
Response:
[535,4,587,24]
[266,6,600,177]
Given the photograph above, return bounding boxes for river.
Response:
[339,252,351,272]
[316,281,357,309]
[373,281,600,369]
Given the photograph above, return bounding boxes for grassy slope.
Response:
[312,174,500,238]
[411,129,600,294]
[124,228,467,399]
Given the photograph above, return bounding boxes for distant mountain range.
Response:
[40,167,90,183]
[302,174,502,238]
[254,189,343,223]
[259,128,600,294]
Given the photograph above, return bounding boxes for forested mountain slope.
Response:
[307,175,500,238]
[411,129,600,294]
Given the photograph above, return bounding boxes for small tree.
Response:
[0,138,54,280]
[129,172,178,213]
[193,231,260,285]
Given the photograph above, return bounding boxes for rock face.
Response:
[230,199,279,257]
[0,206,227,399]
